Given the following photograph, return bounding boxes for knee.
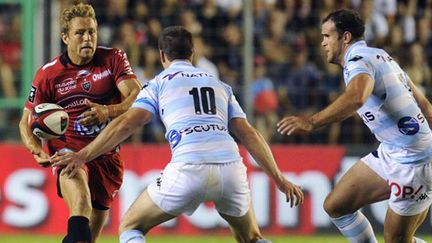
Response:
[323,195,349,218]
[118,219,132,234]
[119,218,142,236]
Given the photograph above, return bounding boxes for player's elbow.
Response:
[237,126,260,146]
[349,93,367,109]
[18,112,30,133]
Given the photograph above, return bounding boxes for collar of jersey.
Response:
[169,60,193,68]
[60,51,95,67]
[344,40,367,64]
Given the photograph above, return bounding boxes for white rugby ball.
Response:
[29,103,69,140]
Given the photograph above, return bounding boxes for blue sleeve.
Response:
[226,84,246,120]
[132,79,159,115]
[344,55,375,85]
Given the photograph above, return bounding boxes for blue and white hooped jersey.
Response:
[344,41,432,164]
[132,61,245,164]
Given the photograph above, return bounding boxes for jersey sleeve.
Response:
[24,68,51,110]
[111,49,137,85]
[344,54,375,85]
[224,83,246,120]
[132,78,159,115]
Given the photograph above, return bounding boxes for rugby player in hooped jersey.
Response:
[277,9,432,243]
[51,26,304,243]
[18,3,140,243]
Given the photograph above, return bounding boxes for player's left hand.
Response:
[78,99,109,126]
[277,116,314,135]
[276,177,304,208]
[51,150,86,178]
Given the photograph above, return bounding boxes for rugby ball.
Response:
[29,103,69,140]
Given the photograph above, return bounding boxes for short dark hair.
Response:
[158,26,193,61]
[322,9,365,40]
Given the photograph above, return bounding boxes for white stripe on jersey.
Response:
[42,59,58,71]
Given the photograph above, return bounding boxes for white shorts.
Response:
[362,147,432,216]
[147,160,251,217]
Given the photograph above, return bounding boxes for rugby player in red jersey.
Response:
[18,3,141,243]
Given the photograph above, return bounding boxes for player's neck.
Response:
[67,52,92,66]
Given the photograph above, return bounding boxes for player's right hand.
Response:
[276,177,304,208]
[79,99,109,126]
[277,116,314,135]
[32,150,51,167]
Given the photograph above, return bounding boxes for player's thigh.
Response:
[384,207,429,243]
[219,206,262,242]
[59,168,92,216]
[119,188,176,235]
[324,160,390,216]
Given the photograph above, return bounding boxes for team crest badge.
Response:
[82,81,92,92]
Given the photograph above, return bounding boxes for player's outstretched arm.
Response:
[79,78,141,126]
[229,118,304,207]
[277,73,374,135]
[19,108,50,167]
[52,108,152,177]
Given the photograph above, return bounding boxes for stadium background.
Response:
[0,0,432,242]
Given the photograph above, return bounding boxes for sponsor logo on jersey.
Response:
[55,78,77,95]
[163,71,183,80]
[180,72,213,78]
[167,130,182,148]
[73,116,110,136]
[398,116,420,135]
[76,70,91,79]
[360,111,375,123]
[166,123,230,150]
[142,82,149,89]
[92,69,111,82]
[28,85,37,103]
[65,98,86,109]
[348,55,363,62]
[179,124,228,135]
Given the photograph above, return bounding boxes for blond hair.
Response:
[60,3,97,34]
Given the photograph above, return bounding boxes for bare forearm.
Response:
[79,114,135,161]
[19,112,42,154]
[310,92,361,128]
[238,128,284,184]
[79,108,149,161]
[107,94,136,118]
[108,81,140,118]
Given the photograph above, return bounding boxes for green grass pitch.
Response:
[1,234,432,243]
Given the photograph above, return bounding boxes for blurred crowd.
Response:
[1,0,432,145]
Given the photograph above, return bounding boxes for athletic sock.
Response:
[414,236,427,243]
[119,229,146,243]
[256,239,272,243]
[330,211,377,243]
[66,216,91,243]
[62,235,70,243]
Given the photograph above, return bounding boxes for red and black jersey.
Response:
[25,46,137,154]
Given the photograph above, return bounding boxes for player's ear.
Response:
[61,32,69,45]
[191,48,195,63]
[343,31,353,44]
[159,50,166,64]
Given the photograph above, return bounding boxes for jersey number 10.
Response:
[189,87,217,115]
